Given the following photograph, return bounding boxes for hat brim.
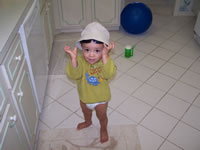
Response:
[76,37,109,50]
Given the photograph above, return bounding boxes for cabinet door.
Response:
[0,104,30,150]
[12,59,39,148]
[57,0,87,31]
[92,0,120,29]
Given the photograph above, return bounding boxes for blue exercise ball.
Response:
[121,2,152,34]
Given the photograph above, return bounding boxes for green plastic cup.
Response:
[125,45,134,58]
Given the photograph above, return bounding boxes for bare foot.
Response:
[77,121,92,130]
[100,128,109,143]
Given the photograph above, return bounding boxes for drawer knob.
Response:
[9,115,17,128]
[15,55,22,61]
[17,92,24,97]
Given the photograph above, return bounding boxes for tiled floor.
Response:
[38,14,200,150]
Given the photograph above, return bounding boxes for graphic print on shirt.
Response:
[86,65,103,86]
[86,73,100,86]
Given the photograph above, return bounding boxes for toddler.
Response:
[64,22,116,143]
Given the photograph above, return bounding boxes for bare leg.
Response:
[95,103,109,143]
[77,101,92,130]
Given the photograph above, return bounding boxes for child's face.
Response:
[82,41,104,64]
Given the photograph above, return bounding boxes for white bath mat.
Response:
[37,124,141,150]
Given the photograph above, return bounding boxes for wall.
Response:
[125,0,175,15]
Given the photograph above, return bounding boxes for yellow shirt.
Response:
[66,55,116,104]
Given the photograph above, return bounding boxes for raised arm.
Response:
[64,46,78,68]
[102,42,115,64]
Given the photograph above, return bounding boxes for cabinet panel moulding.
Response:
[93,0,117,23]
[0,86,6,115]
[59,0,85,25]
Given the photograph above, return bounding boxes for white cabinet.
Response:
[0,33,39,150]
[53,0,121,32]
[40,0,55,62]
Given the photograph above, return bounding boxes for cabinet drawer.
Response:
[0,104,30,150]
[1,33,24,89]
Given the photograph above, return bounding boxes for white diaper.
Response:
[86,102,106,110]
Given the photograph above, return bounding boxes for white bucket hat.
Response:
[76,22,110,49]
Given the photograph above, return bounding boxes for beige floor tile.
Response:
[159,141,182,150]
[111,74,143,94]
[133,83,165,106]
[139,55,166,71]
[57,113,83,129]
[126,64,155,82]
[135,41,157,54]
[137,125,164,150]
[109,85,130,109]
[46,77,74,100]
[156,94,190,119]
[40,102,72,128]
[179,45,200,59]
[182,105,200,130]
[190,59,200,74]
[160,40,184,53]
[144,35,165,45]
[108,111,136,126]
[146,72,176,91]
[57,88,80,112]
[116,96,152,123]
[169,53,194,69]
[117,35,141,46]
[180,70,200,89]
[169,81,199,103]
[168,122,200,150]
[159,62,186,80]
[115,56,136,72]
[151,47,175,61]
[141,108,178,138]
[193,94,200,108]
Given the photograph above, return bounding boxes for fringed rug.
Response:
[37,124,141,150]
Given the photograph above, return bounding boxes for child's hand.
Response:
[102,42,115,56]
[64,46,77,60]
[64,46,78,68]
[102,42,114,64]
